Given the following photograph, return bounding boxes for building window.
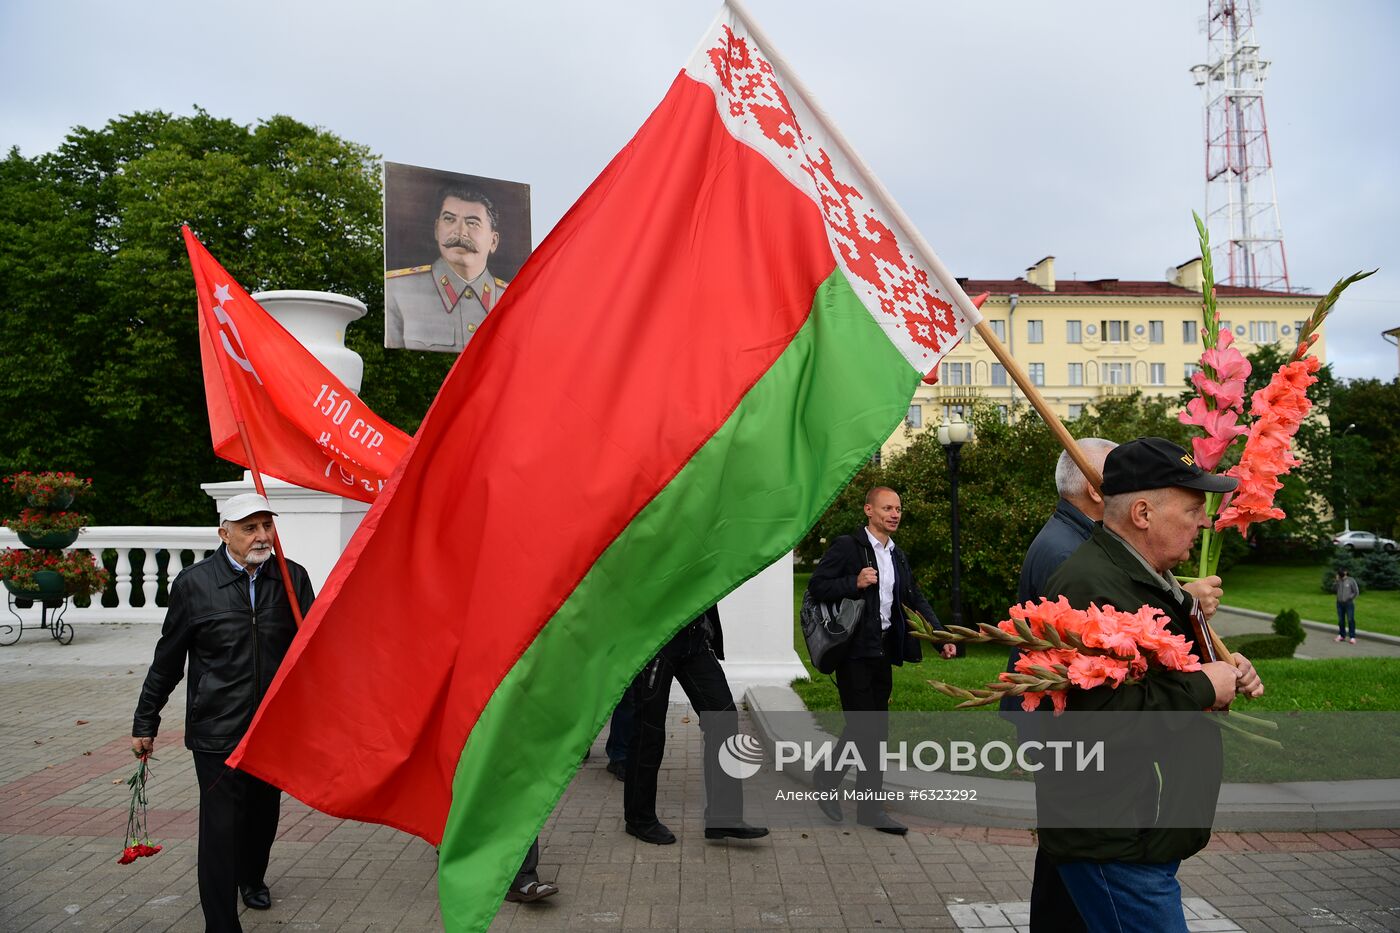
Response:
[871,450,882,467]
[1027,320,1044,344]
[1150,363,1166,386]
[1066,320,1082,344]
[1067,362,1084,386]
[1183,320,1197,344]
[1294,320,1307,337]
[944,403,967,420]
[1149,320,1164,344]
[1102,319,1129,342]
[1029,363,1045,386]
[1104,362,1132,385]
[1185,362,1201,382]
[996,404,1010,422]
[991,363,1008,386]
[1249,320,1278,344]
[941,361,971,385]
[906,404,922,428]
[1067,403,1084,419]
[989,319,1006,341]
[1219,319,1232,336]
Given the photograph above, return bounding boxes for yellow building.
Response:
[885,255,1324,460]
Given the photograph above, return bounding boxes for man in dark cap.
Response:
[1035,437,1263,932]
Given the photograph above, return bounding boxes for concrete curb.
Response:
[1220,604,1400,647]
[744,683,1400,832]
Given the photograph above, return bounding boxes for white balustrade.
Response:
[0,526,220,624]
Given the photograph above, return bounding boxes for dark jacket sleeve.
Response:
[807,535,863,602]
[132,572,194,738]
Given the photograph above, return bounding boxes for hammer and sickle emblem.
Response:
[212,285,264,386]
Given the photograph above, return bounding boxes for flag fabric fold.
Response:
[228,6,978,930]
[184,227,410,502]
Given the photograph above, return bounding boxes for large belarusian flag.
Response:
[229,4,980,929]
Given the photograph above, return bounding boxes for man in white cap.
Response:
[131,493,314,933]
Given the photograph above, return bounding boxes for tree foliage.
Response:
[0,110,451,524]
[1329,378,1400,539]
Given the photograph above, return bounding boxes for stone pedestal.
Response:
[718,553,806,692]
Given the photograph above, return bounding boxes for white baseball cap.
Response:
[219,493,278,523]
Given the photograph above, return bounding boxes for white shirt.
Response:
[865,528,896,631]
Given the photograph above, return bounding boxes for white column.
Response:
[717,552,806,692]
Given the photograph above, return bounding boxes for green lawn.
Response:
[790,573,1400,713]
[1220,562,1400,637]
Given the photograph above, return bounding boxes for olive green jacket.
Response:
[1037,525,1220,865]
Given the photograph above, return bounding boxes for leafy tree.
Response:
[1329,378,1400,539]
[0,110,450,524]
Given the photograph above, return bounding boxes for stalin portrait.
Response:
[384,185,509,353]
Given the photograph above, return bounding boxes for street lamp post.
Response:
[937,414,973,654]
[1340,422,1357,533]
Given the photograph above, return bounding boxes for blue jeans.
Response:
[1337,601,1356,639]
[1057,860,1187,933]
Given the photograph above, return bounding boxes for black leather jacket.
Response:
[132,545,314,753]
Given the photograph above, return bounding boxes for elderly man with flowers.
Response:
[1036,437,1264,933]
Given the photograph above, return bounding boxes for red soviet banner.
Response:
[184,226,411,502]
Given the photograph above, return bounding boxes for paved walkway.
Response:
[2,623,1397,932]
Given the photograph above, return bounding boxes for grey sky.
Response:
[3,0,1396,379]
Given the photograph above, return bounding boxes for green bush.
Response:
[1222,632,1298,660]
[1361,551,1400,591]
[1272,607,1305,647]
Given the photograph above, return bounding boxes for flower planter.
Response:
[17,528,80,549]
[4,570,66,608]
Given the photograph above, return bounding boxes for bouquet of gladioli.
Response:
[915,597,1201,713]
[1181,213,1374,577]
[914,601,1280,745]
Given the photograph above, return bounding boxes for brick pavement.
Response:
[1,623,1397,931]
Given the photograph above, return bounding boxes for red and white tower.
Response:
[1190,0,1291,290]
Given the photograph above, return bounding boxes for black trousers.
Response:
[191,752,282,933]
[623,625,742,828]
[512,838,541,888]
[815,654,893,818]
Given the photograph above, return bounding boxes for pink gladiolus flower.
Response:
[1177,398,1250,471]
[1190,370,1246,412]
[1200,329,1252,383]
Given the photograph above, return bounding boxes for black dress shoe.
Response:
[625,820,676,845]
[816,795,843,823]
[606,759,627,781]
[857,811,908,835]
[239,884,272,910]
[704,822,769,840]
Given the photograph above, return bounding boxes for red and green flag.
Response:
[229,5,980,929]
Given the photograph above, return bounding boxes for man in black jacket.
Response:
[131,494,314,933]
[1039,438,1262,931]
[807,486,954,834]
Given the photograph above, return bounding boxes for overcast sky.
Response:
[3,0,1396,379]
